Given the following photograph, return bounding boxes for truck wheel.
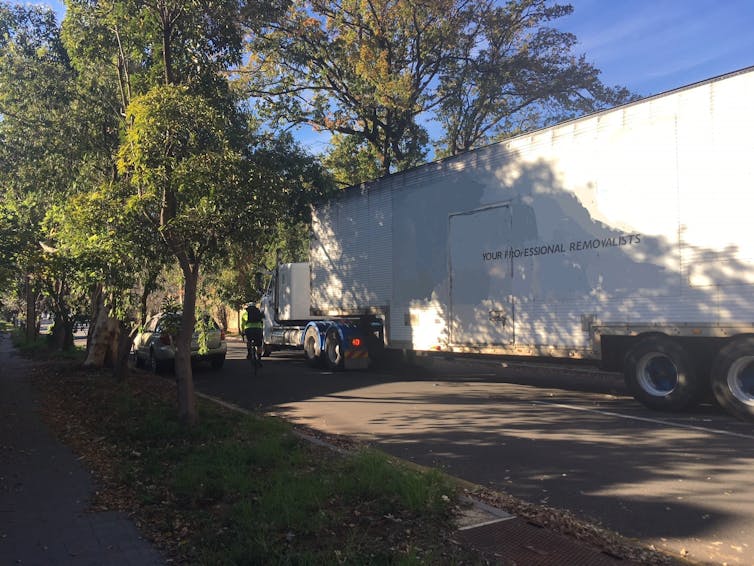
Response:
[303,326,323,367]
[262,343,272,358]
[711,337,754,421]
[325,330,344,371]
[624,336,700,411]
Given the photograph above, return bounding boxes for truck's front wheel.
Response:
[325,330,344,371]
[624,336,701,411]
[711,337,754,421]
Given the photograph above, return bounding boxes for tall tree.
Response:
[60,1,269,419]
[118,85,265,423]
[244,0,450,176]
[245,0,635,184]
[45,185,170,376]
[0,2,81,343]
[435,0,636,155]
[243,132,336,275]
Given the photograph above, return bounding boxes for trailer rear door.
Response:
[449,204,513,346]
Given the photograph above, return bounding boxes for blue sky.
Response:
[560,0,754,97]
[40,0,754,151]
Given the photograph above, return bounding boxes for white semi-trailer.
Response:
[266,67,754,421]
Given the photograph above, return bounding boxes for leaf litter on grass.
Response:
[31,363,484,565]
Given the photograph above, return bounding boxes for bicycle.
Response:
[247,336,262,376]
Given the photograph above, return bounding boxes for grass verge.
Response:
[10,328,85,360]
[32,364,483,565]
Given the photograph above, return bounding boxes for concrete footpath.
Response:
[0,333,164,566]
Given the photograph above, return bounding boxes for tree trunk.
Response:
[49,312,65,350]
[174,262,198,424]
[112,320,137,382]
[83,291,118,368]
[85,284,100,357]
[25,273,36,343]
[48,312,74,351]
[63,318,75,351]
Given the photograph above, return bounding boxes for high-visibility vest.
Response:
[240,309,263,330]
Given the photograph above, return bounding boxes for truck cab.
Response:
[260,262,385,370]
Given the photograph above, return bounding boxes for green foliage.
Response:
[1,0,333,373]
[63,0,252,104]
[116,84,280,397]
[199,132,335,306]
[43,186,169,324]
[0,202,23,287]
[119,85,256,264]
[323,133,383,187]
[156,297,181,337]
[194,312,215,356]
[0,2,93,346]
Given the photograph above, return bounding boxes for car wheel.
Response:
[325,330,344,371]
[624,335,701,411]
[711,336,754,421]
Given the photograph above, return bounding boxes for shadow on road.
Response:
[189,339,754,564]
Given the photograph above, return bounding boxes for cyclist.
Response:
[240,303,264,367]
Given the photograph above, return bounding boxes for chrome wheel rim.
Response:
[327,337,339,364]
[727,356,754,406]
[305,335,317,359]
[637,352,678,396]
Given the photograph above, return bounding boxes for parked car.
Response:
[134,313,227,372]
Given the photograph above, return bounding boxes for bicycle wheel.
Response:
[250,342,258,377]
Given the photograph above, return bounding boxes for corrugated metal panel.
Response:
[309,201,337,310]
[310,182,394,314]
[366,179,392,306]
[338,187,369,309]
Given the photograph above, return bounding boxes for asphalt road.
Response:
[191,339,754,566]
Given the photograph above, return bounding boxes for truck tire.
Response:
[325,330,344,371]
[711,337,754,421]
[624,336,701,411]
[303,326,323,368]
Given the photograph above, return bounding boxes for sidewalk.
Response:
[0,333,164,565]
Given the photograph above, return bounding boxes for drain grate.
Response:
[458,517,634,565]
